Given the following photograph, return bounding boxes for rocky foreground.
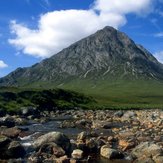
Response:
[0,109,163,163]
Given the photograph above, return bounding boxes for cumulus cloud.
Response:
[154,51,163,63]
[9,0,154,58]
[0,60,8,68]
[94,0,153,15]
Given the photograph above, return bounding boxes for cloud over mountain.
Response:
[154,51,163,63]
[0,60,8,68]
[9,0,154,58]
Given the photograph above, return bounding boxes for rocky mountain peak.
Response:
[0,26,163,87]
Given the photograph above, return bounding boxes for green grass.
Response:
[1,79,163,111]
[0,88,94,113]
[56,79,163,109]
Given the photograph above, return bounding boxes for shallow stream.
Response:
[18,117,129,163]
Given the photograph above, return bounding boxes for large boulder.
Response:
[119,139,136,151]
[29,143,67,162]
[0,135,11,159]
[39,142,65,157]
[86,138,98,152]
[77,131,89,141]
[32,132,71,152]
[75,119,92,128]
[21,106,38,116]
[0,135,11,147]
[133,156,155,163]
[6,141,26,159]
[131,142,163,159]
[0,116,15,128]
[0,137,25,159]
[100,145,124,159]
[114,111,123,117]
[122,111,137,119]
[1,127,21,138]
[153,155,163,163]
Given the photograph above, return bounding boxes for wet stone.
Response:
[71,149,84,159]
[100,145,124,160]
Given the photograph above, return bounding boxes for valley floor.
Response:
[59,79,163,109]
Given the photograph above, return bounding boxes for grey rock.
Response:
[131,142,163,159]
[86,138,98,152]
[1,127,21,138]
[100,145,124,159]
[77,131,89,141]
[21,106,38,116]
[0,116,15,128]
[39,142,65,157]
[71,149,84,159]
[153,155,163,163]
[75,119,92,128]
[0,135,11,147]
[32,132,71,152]
[122,111,137,119]
[134,157,155,163]
[114,111,124,117]
[7,141,26,158]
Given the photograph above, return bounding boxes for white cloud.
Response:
[9,0,154,58]
[154,51,163,63]
[0,60,8,68]
[154,32,163,37]
[94,0,153,15]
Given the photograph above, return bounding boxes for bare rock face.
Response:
[1,26,163,87]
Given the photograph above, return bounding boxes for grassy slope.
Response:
[1,79,163,110]
[58,79,163,109]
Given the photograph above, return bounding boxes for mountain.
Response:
[1,26,163,88]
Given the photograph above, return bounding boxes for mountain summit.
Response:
[1,26,163,87]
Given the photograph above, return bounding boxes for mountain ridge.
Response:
[1,26,163,87]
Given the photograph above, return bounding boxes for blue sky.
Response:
[0,0,163,77]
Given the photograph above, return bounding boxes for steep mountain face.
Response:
[1,26,163,87]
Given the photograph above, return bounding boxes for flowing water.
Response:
[20,120,84,147]
[18,117,130,163]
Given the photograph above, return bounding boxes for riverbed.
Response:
[0,109,163,162]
